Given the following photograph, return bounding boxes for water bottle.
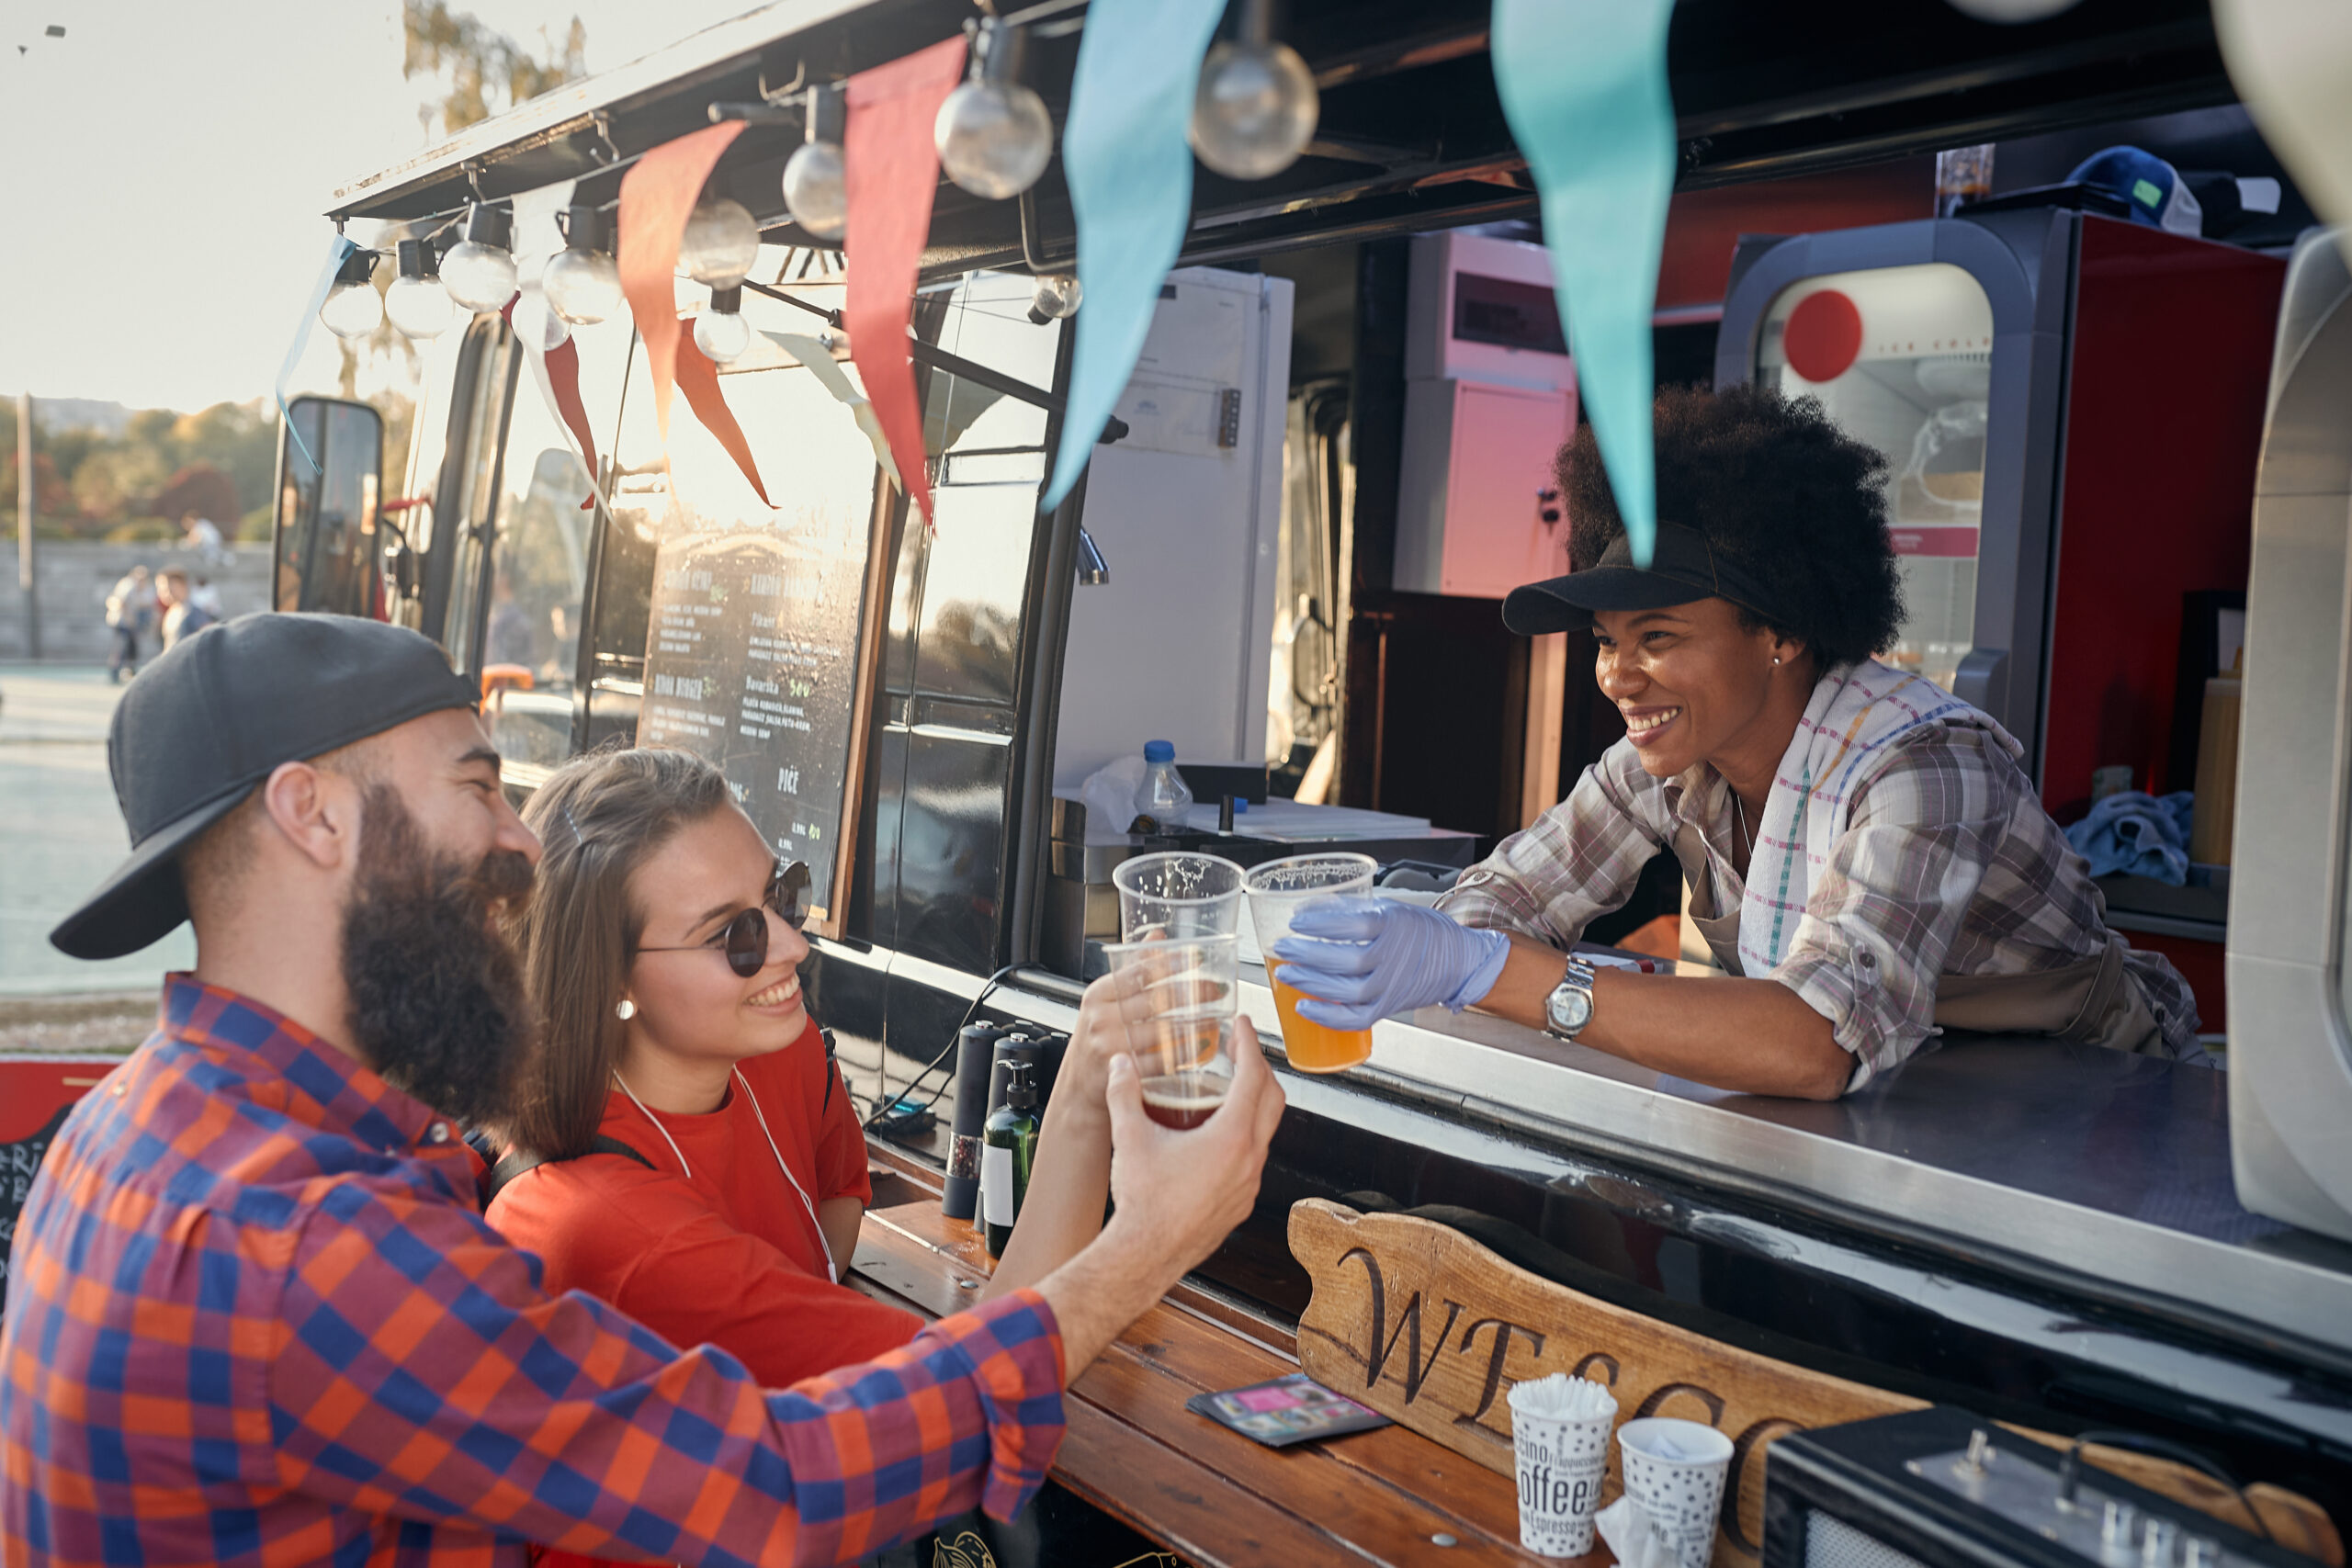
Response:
[1135,739,1193,828]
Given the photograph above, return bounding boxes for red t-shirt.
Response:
[488,1028,922,1372]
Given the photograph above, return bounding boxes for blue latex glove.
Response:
[1266,896,1512,1032]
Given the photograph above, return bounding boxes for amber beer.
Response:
[1266,959,1374,1075]
[1246,852,1380,1076]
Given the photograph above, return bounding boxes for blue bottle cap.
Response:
[1143,739,1174,762]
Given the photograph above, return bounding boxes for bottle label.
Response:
[982,1144,1014,1228]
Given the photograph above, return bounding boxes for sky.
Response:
[0,0,761,415]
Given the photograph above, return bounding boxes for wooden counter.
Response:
[849,1199,1587,1567]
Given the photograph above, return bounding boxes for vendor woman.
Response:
[1272,386,2205,1100]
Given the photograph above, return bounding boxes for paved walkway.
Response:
[0,665,194,1000]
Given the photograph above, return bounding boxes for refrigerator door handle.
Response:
[1951,646,2007,713]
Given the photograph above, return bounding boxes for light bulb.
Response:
[320,251,383,339]
[511,288,571,352]
[680,197,760,288]
[545,204,624,323]
[1028,273,1081,322]
[386,275,453,339]
[693,308,752,366]
[544,248,622,323]
[1190,39,1318,180]
[386,239,453,339]
[440,240,516,311]
[935,80,1054,199]
[441,203,518,312]
[782,141,847,241]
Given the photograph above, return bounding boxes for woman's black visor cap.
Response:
[1502,520,1781,636]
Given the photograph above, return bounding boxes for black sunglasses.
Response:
[638,861,811,977]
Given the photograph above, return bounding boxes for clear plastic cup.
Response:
[1245,852,1376,1074]
[1101,933,1238,1130]
[1113,852,1246,942]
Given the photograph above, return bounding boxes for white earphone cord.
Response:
[610,1067,837,1286]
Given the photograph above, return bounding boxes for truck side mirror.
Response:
[274,396,385,616]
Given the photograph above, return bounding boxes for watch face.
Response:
[1547,981,1593,1035]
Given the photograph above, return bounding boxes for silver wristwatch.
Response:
[1543,957,1599,1041]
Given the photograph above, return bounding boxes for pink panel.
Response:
[1442,381,1574,598]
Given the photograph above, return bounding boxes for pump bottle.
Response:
[981,1061,1041,1260]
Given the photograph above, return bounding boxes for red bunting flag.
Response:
[498,296,601,511]
[843,35,967,528]
[618,119,747,445]
[674,326,772,506]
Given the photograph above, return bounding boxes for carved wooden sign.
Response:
[1291,1199,1924,1567]
[1288,1201,2341,1568]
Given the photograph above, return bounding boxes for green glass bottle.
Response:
[981,1061,1040,1260]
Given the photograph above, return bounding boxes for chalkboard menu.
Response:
[636,488,889,936]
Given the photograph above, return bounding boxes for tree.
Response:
[403,2,588,139]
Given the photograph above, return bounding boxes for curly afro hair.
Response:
[1558,384,1906,671]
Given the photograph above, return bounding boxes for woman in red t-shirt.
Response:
[486,748,1125,1511]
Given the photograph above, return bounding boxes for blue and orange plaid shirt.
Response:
[0,977,1067,1568]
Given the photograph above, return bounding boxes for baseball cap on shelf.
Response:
[2066,146,2204,237]
[51,613,480,961]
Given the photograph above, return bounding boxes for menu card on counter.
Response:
[636,495,885,932]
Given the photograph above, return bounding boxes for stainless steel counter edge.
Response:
[1226,970,2352,1359]
[823,938,2352,1359]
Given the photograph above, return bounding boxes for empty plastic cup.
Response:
[1113,852,1246,942]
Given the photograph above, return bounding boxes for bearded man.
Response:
[0,613,1283,1568]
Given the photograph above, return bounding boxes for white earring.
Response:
[1773,655,1782,666]
[616,998,637,1021]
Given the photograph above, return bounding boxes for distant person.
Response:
[103,565,156,682]
[180,510,227,564]
[4,615,1283,1568]
[156,570,217,649]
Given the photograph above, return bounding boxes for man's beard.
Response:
[341,785,537,1128]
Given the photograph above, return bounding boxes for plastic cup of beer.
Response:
[1245,852,1377,1074]
[1113,852,1246,942]
[1101,933,1238,1130]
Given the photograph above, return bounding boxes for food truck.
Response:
[270,0,2352,1561]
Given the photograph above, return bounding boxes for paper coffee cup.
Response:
[1508,1374,1618,1557]
[1617,1417,1734,1568]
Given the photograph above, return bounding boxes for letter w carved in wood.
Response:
[1340,1246,1464,1404]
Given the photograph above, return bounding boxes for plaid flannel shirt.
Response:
[1441,728,2201,1088]
[1,977,1066,1568]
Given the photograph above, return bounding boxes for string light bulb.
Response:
[934,20,1053,200]
[385,238,454,340]
[782,85,848,241]
[319,248,384,340]
[680,197,761,288]
[1190,0,1318,181]
[440,203,519,312]
[510,288,571,352]
[1027,273,1082,323]
[693,285,752,365]
[543,204,624,324]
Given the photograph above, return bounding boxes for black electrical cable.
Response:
[2056,1429,2272,1542]
[861,963,1024,1131]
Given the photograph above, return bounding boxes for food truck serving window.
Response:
[1757,263,1993,695]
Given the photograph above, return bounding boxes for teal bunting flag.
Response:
[1042,0,1226,512]
[1491,0,1678,567]
[276,233,356,479]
